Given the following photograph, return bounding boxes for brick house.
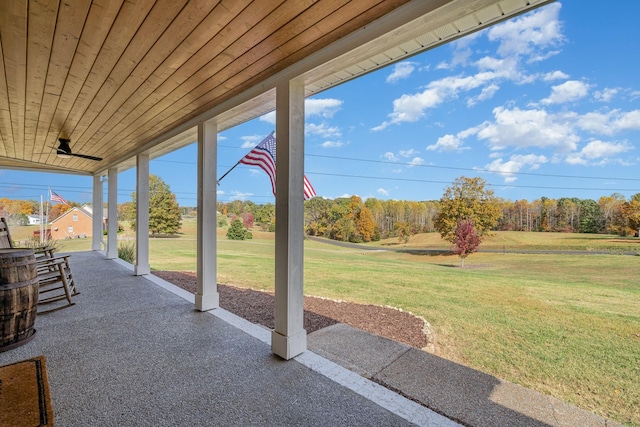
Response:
[50,205,94,240]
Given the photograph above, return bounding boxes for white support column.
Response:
[195,121,219,311]
[272,79,307,360]
[106,168,118,259]
[135,153,151,275]
[92,174,104,251]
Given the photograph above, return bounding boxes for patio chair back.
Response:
[0,218,12,249]
[0,217,78,311]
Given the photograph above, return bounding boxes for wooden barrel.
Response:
[0,248,38,351]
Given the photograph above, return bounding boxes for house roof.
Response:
[50,205,92,224]
[0,0,553,176]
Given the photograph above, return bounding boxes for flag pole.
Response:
[44,188,50,243]
[216,159,241,185]
[39,195,44,244]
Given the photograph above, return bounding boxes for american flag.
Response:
[240,132,317,200]
[50,189,68,204]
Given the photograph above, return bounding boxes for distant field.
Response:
[8,220,640,425]
[372,230,640,254]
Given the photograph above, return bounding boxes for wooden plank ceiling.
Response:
[0,0,551,175]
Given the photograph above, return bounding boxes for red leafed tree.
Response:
[453,219,481,267]
[242,212,254,229]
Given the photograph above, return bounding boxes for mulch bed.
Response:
[153,271,429,349]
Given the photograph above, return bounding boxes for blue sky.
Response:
[2,1,639,207]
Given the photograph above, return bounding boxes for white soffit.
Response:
[303,0,554,94]
[116,0,553,171]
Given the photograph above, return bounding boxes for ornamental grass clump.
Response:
[118,241,136,263]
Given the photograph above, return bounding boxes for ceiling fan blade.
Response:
[69,152,103,161]
[33,145,60,155]
[54,138,102,161]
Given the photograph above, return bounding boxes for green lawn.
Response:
[9,221,640,425]
[146,223,638,426]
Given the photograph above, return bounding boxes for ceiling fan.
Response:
[55,138,103,161]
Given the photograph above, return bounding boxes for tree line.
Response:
[216,179,640,242]
[499,194,640,235]
[0,197,78,225]
[3,175,639,241]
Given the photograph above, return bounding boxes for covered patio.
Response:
[0,251,448,425]
[0,250,619,425]
[0,0,555,360]
[5,1,620,425]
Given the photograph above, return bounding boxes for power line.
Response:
[307,154,640,182]
[4,148,637,203]
[189,144,640,183]
[308,172,640,192]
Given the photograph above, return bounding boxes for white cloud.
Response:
[373,72,499,130]
[438,33,482,70]
[565,139,633,165]
[451,106,640,166]
[594,88,619,102]
[371,123,388,132]
[487,2,564,60]
[399,149,419,158]
[450,46,473,68]
[467,83,500,107]
[612,109,640,130]
[408,157,425,167]
[383,150,424,167]
[240,135,262,149]
[484,154,548,183]
[383,152,398,162]
[427,134,468,152]
[373,3,568,131]
[306,122,341,137]
[436,61,451,70]
[306,98,343,118]
[541,80,590,105]
[575,109,640,135]
[229,191,254,201]
[377,188,390,196]
[386,61,416,83]
[581,140,631,158]
[474,106,579,152]
[543,70,569,81]
[259,111,276,124]
[474,56,520,79]
[320,140,343,148]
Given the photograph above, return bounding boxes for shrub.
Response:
[226,219,248,240]
[22,237,60,254]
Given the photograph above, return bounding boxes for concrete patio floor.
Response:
[0,251,452,426]
[0,251,620,426]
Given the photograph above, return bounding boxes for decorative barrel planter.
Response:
[0,248,38,352]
